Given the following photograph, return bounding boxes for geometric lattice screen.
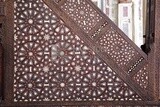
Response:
[13,0,150,102]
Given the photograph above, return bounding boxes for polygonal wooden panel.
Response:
[13,0,145,102]
[59,0,147,74]
[43,0,151,99]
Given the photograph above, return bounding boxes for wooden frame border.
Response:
[2,0,14,105]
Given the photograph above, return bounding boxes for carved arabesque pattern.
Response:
[61,0,102,34]
[13,0,142,102]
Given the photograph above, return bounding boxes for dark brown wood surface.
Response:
[0,24,3,100]
[43,0,152,101]
[0,1,5,16]
[152,0,160,101]
[0,0,160,106]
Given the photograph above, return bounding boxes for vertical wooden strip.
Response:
[4,0,14,103]
[0,2,5,16]
[148,0,159,101]
[0,27,3,101]
[154,0,160,101]
[0,0,4,102]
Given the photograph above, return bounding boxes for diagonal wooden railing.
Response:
[43,0,152,100]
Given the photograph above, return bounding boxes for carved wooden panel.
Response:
[44,0,150,98]
[62,0,102,34]
[59,0,147,75]
[13,0,146,102]
[133,65,149,89]
[153,0,160,101]
[96,27,141,71]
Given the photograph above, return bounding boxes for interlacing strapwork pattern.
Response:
[14,0,142,102]
[61,0,102,34]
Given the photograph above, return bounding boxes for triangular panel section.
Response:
[13,0,142,102]
[43,0,151,100]
[133,64,149,89]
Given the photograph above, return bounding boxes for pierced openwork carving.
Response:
[97,27,143,72]
[51,0,148,76]
[16,41,44,66]
[14,0,142,102]
[61,0,102,34]
[51,41,74,65]
[14,73,43,101]
[133,64,149,89]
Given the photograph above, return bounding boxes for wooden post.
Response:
[0,23,3,101]
[0,39,3,101]
[154,0,160,100]
[149,0,160,101]
[0,40,2,101]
